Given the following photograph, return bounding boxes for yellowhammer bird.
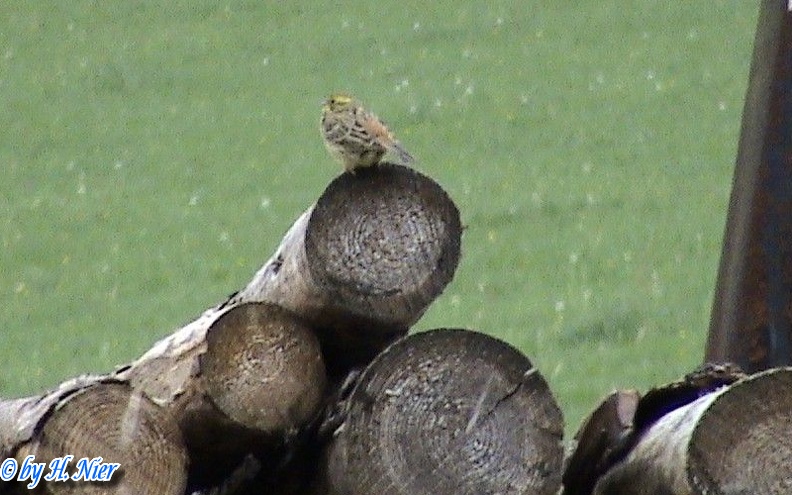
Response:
[320,93,415,173]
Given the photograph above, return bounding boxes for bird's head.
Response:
[322,93,356,114]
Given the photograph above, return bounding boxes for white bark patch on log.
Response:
[0,374,106,457]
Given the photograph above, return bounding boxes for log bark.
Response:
[116,302,326,489]
[592,367,792,495]
[320,328,564,495]
[0,378,187,495]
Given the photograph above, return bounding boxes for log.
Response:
[592,367,792,495]
[320,328,564,495]
[561,390,639,495]
[228,162,461,373]
[562,363,745,495]
[116,302,326,490]
[0,378,186,495]
[1,162,459,492]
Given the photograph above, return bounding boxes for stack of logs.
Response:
[1,164,791,495]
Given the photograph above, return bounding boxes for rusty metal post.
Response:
[706,0,792,372]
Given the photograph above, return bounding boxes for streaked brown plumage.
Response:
[320,93,414,173]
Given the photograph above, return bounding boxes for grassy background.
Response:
[0,1,758,433]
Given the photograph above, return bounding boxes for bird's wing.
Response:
[361,112,415,163]
[360,112,394,143]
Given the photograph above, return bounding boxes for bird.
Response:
[320,93,414,173]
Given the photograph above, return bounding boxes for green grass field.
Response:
[0,1,758,433]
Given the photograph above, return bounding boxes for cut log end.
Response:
[305,163,461,326]
[16,382,187,495]
[324,328,564,495]
[201,302,327,434]
[689,367,792,494]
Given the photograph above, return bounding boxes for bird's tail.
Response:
[391,141,415,164]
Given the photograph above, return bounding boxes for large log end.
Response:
[306,164,461,323]
[305,164,462,368]
[321,328,563,495]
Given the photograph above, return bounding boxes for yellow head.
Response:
[322,93,356,113]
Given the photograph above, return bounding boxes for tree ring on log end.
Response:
[689,367,792,494]
[202,302,327,433]
[327,328,563,495]
[305,163,461,323]
[24,381,187,495]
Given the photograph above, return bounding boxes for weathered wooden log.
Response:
[563,363,745,495]
[0,162,459,493]
[229,162,462,372]
[116,302,326,490]
[0,378,186,495]
[319,328,564,495]
[592,367,792,495]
